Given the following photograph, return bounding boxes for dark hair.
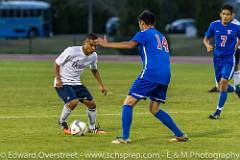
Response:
[138,10,155,25]
[86,33,98,40]
[221,4,234,14]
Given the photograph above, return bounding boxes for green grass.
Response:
[168,34,206,56]
[0,34,207,56]
[0,60,239,160]
[0,35,119,55]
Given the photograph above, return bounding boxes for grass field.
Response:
[0,60,240,160]
[0,34,207,56]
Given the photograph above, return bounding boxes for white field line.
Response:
[0,111,239,119]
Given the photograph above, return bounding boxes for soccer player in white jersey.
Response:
[54,34,107,134]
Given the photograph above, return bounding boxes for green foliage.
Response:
[195,0,224,37]
[47,0,226,37]
[118,0,162,38]
[49,0,114,34]
[117,0,197,40]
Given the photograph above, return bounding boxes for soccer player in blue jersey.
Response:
[97,10,188,144]
[203,4,240,119]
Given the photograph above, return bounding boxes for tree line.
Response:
[49,0,224,37]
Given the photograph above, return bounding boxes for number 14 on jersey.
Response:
[155,34,169,52]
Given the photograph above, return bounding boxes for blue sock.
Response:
[214,109,222,116]
[227,85,235,93]
[122,105,133,140]
[155,110,184,137]
[217,91,227,110]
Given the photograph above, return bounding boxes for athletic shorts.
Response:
[128,78,168,103]
[213,55,235,83]
[55,85,93,104]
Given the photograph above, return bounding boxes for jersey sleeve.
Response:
[55,47,72,65]
[205,22,215,38]
[89,53,98,70]
[131,31,146,45]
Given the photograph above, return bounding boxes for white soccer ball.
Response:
[70,120,88,136]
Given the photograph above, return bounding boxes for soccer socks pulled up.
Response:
[87,108,97,130]
[215,91,228,115]
[122,105,133,140]
[155,110,184,137]
[233,71,240,86]
[227,85,235,93]
[217,91,227,109]
[59,104,72,123]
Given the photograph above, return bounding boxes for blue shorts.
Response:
[128,78,168,103]
[213,56,235,83]
[55,85,93,104]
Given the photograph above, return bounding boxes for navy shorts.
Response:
[213,56,235,82]
[128,78,168,103]
[55,85,93,104]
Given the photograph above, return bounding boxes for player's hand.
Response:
[206,45,214,53]
[55,78,63,88]
[100,86,107,96]
[96,36,108,47]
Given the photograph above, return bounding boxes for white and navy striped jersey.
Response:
[54,46,97,86]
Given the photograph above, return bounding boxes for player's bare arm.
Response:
[91,69,107,96]
[54,62,62,88]
[203,37,214,53]
[97,36,137,49]
[235,38,240,50]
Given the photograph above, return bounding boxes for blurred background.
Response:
[0,0,238,56]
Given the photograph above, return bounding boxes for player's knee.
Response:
[149,101,160,115]
[149,106,159,115]
[123,96,138,106]
[85,101,96,109]
[219,79,228,91]
[68,99,79,109]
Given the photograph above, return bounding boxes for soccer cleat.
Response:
[88,128,106,134]
[169,134,188,142]
[63,128,71,135]
[111,137,131,144]
[235,85,240,98]
[59,121,69,130]
[208,86,219,93]
[58,121,71,135]
[208,114,220,119]
[88,120,106,134]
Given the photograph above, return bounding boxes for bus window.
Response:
[16,9,22,17]
[23,10,29,17]
[36,9,42,17]
[30,9,34,17]
[8,9,15,17]
[2,9,7,17]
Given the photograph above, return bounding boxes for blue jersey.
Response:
[131,28,171,85]
[205,20,240,57]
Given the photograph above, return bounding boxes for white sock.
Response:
[87,108,96,130]
[59,104,72,123]
[233,71,240,86]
